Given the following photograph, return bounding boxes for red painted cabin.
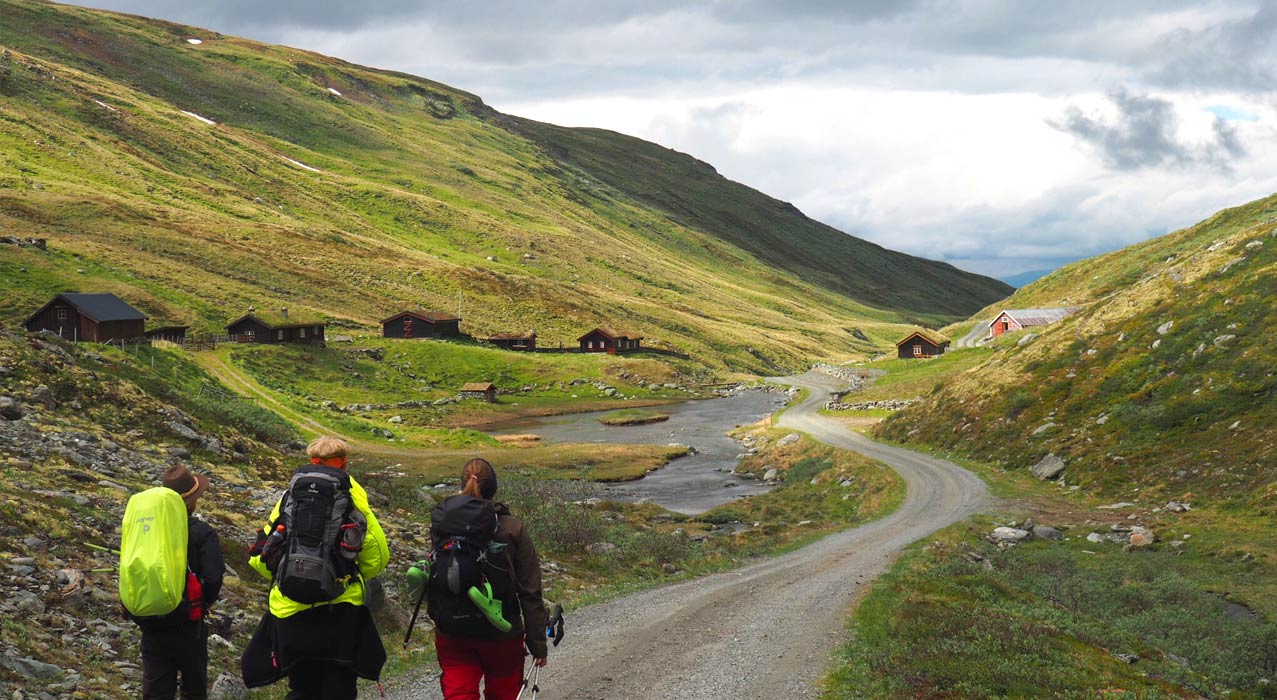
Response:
[381,310,461,339]
[578,327,642,354]
[24,293,147,343]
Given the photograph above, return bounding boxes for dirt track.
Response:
[384,372,991,700]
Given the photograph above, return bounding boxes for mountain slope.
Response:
[880,193,1277,504]
[0,0,1007,371]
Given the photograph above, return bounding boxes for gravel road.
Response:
[382,371,991,700]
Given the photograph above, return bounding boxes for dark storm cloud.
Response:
[1052,90,1246,171]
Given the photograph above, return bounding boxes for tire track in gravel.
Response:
[382,371,992,700]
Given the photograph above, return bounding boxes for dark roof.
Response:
[987,307,1080,329]
[380,310,460,324]
[487,331,536,340]
[26,293,147,325]
[896,328,950,347]
[461,382,496,392]
[578,326,643,342]
[226,311,325,331]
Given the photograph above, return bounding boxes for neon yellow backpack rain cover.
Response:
[119,487,188,617]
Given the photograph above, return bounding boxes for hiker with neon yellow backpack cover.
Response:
[240,437,390,700]
[119,465,224,700]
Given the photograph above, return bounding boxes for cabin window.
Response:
[276,330,284,340]
[245,331,255,340]
[56,308,68,320]
[300,327,307,339]
[913,345,923,356]
[588,341,594,349]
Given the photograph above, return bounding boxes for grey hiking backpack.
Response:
[272,465,365,604]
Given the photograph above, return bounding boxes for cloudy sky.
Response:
[77,1,1277,279]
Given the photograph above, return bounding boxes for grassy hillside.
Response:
[881,192,1277,504]
[0,0,1008,372]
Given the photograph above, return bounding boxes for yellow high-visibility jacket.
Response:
[248,474,389,618]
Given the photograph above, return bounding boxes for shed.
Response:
[459,382,496,402]
[485,332,537,352]
[145,325,190,343]
[579,326,642,354]
[896,329,951,359]
[381,310,461,339]
[226,308,325,345]
[24,293,147,343]
[987,308,1079,337]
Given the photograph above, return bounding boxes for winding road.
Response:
[384,371,991,700]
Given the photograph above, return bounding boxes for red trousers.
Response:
[436,632,525,700]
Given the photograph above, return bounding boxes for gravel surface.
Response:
[381,371,991,700]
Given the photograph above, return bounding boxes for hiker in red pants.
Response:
[416,458,548,700]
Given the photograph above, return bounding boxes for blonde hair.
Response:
[462,458,497,499]
[306,436,349,461]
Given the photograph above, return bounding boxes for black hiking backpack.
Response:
[426,495,517,637]
[270,465,365,604]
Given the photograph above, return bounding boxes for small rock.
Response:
[387,415,403,424]
[1097,502,1135,509]
[777,433,800,447]
[209,672,248,700]
[1016,333,1039,347]
[1156,321,1174,335]
[1032,422,1056,436]
[762,468,779,481]
[14,591,45,614]
[0,395,22,420]
[1164,501,1191,513]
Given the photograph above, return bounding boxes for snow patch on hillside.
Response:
[282,156,322,173]
[180,110,216,126]
[327,88,342,97]
[186,39,202,45]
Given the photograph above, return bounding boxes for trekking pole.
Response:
[515,664,541,700]
[402,580,429,648]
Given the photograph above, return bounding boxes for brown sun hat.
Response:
[162,464,209,508]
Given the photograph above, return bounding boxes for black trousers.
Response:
[285,659,358,700]
[141,621,208,700]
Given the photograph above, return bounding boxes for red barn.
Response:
[895,329,950,359]
[381,310,461,339]
[987,308,1079,337]
[579,327,642,354]
[24,293,147,343]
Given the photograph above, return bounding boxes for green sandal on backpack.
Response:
[467,581,512,632]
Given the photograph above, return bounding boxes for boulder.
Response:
[1156,321,1174,335]
[1164,501,1191,513]
[166,420,202,441]
[762,468,779,481]
[1032,526,1064,541]
[210,672,248,700]
[585,542,618,555]
[1030,454,1066,480]
[777,433,800,447]
[0,395,22,421]
[0,654,63,681]
[1016,333,1039,347]
[989,527,1032,544]
[387,415,403,424]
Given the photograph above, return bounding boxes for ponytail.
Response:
[460,458,497,500]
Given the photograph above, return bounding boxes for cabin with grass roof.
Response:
[484,331,537,352]
[459,382,497,402]
[381,310,461,339]
[226,307,325,345]
[896,328,950,359]
[579,326,642,354]
[25,292,147,343]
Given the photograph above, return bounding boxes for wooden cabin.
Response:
[145,325,189,343]
[579,326,642,354]
[459,382,496,402]
[226,308,325,345]
[896,329,950,359]
[485,332,537,352]
[24,293,146,343]
[381,310,461,339]
[988,308,1078,337]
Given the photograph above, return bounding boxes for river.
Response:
[489,390,791,514]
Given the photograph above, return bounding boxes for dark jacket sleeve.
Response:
[189,519,225,608]
[506,515,549,658]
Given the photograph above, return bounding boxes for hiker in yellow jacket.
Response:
[240,437,390,700]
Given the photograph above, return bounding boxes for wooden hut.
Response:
[381,310,461,339]
[485,332,537,352]
[24,293,146,343]
[145,325,189,343]
[987,308,1078,337]
[459,382,496,402]
[226,308,325,345]
[579,326,642,354]
[896,329,950,359]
